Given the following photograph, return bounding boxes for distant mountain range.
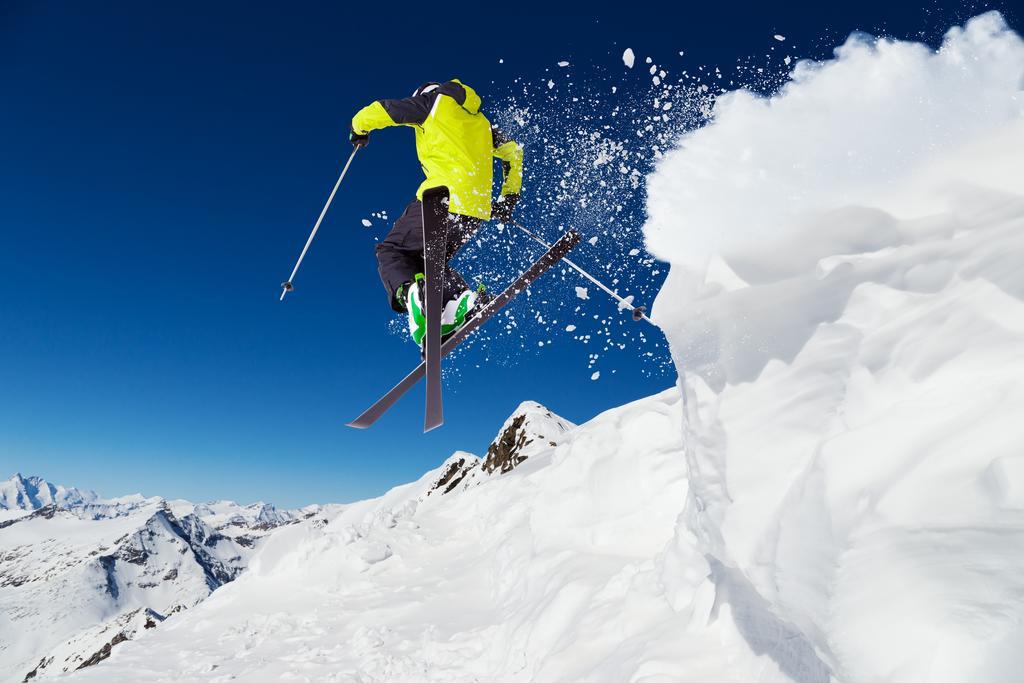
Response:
[0,473,322,681]
[0,474,98,512]
[0,401,573,682]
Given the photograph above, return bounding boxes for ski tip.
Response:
[423,419,444,433]
[345,419,370,429]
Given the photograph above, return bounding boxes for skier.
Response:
[349,80,523,349]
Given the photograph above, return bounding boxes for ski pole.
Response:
[511,220,654,325]
[280,147,359,301]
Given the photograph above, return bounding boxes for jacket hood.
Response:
[439,79,481,114]
[457,81,482,114]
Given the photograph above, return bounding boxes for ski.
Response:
[421,187,448,432]
[346,227,582,430]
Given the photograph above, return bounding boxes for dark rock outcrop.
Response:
[481,402,575,475]
[429,456,480,495]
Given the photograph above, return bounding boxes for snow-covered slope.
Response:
[0,476,320,682]
[645,12,1024,683]
[65,394,700,682]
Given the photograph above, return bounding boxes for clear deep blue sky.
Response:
[1,1,1016,507]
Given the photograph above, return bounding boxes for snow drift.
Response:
[647,11,1024,682]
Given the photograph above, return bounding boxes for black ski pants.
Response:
[376,199,482,313]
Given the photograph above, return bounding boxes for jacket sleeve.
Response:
[492,127,524,195]
[351,95,433,134]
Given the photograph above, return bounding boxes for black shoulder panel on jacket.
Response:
[379,95,433,126]
[436,81,467,106]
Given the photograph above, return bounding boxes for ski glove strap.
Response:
[492,193,519,223]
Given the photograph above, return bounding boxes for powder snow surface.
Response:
[71,392,706,681]
[647,11,1024,683]
[66,12,1024,683]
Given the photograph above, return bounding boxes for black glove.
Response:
[492,193,519,223]
[349,128,369,148]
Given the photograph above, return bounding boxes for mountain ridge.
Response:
[1,399,572,682]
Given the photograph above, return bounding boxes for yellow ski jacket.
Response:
[351,80,523,220]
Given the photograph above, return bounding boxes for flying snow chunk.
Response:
[361,219,372,227]
[588,236,599,245]
[565,324,577,332]
[629,248,641,256]
[575,287,590,300]
[622,48,635,69]
[774,34,786,41]
[590,371,600,381]
[547,79,555,89]
[558,61,569,67]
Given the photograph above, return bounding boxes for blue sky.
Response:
[1,1,1017,507]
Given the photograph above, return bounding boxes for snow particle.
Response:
[590,371,601,380]
[774,34,786,41]
[361,219,372,227]
[575,286,590,300]
[622,48,635,68]
[565,324,577,332]
[558,61,569,67]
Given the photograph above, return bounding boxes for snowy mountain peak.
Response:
[482,401,576,474]
[425,403,576,497]
[1,472,98,511]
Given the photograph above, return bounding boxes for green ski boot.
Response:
[404,273,427,346]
